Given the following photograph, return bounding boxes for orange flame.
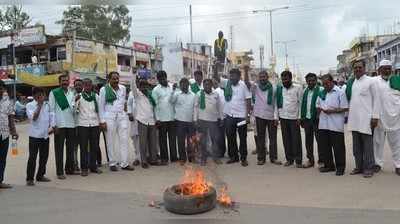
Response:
[217,186,232,206]
[178,166,211,196]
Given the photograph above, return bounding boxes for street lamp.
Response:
[253,6,289,74]
[275,40,296,71]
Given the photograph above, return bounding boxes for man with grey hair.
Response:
[373,59,400,176]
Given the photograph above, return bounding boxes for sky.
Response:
[8,0,400,75]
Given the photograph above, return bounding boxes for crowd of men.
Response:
[0,58,399,188]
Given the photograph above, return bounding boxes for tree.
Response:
[56,5,132,44]
[0,5,31,31]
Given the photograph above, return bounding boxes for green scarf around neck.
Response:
[389,75,400,91]
[81,91,98,113]
[199,90,206,110]
[301,86,320,120]
[105,84,117,104]
[52,87,69,111]
[224,80,233,102]
[191,82,201,94]
[145,90,156,107]
[253,81,273,105]
[345,77,355,101]
[276,84,283,109]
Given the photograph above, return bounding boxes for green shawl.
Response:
[389,75,400,91]
[81,91,98,113]
[190,82,201,94]
[345,77,355,101]
[224,80,233,102]
[146,90,156,107]
[252,81,273,105]
[301,86,320,120]
[199,90,206,110]
[276,84,283,109]
[105,84,117,104]
[52,87,69,111]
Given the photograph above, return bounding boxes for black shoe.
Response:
[90,169,102,174]
[241,160,249,167]
[36,176,51,182]
[350,168,363,175]
[271,160,282,165]
[363,170,374,178]
[284,161,293,167]
[257,160,265,165]
[110,166,118,172]
[396,168,400,176]
[81,170,89,177]
[26,180,35,186]
[336,170,345,176]
[226,158,239,164]
[132,160,140,166]
[142,163,149,169]
[57,175,66,180]
[121,165,135,171]
[373,165,381,173]
[0,183,12,189]
[319,167,335,173]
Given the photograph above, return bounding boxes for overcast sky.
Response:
[16,0,400,75]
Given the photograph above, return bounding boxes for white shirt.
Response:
[220,79,251,118]
[127,92,139,136]
[130,89,156,126]
[375,76,400,131]
[26,101,53,139]
[152,84,175,122]
[278,84,303,120]
[48,88,76,128]
[75,93,100,127]
[305,86,323,119]
[98,84,127,123]
[252,83,278,120]
[170,90,196,122]
[194,90,223,122]
[214,87,225,118]
[316,86,348,133]
[347,74,380,135]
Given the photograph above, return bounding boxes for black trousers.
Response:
[225,116,248,161]
[176,120,195,162]
[26,137,49,181]
[352,131,375,172]
[73,128,80,169]
[159,121,178,162]
[319,130,346,171]
[218,123,227,157]
[280,119,303,164]
[303,119,321,164]
[78,126,100,172]
[0,137,9,183]
[255,117,278,162]
[54,128,75,175]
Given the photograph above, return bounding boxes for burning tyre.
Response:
[163,184,217,215]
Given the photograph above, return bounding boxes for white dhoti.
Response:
[130,120,141,161]
[374,126,400,168]
[105,113,130,167]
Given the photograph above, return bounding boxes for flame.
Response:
[178,166,211,196]
[217,186,232,206]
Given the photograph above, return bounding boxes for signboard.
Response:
[133,42,152,52]
[74,40,94,53]
[117,47,132,56]
[16,26,46,46]
[0,36,11,49]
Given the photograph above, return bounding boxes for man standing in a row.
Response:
[300,73,322,168]
[49,73,76,179]
[99,72,134,171]
[373,60,400,176]
[277,71,304,168]
[245,70,281,166]
[347,60,379,178]
[152,70,177,164]
[0,80,18,189]
[317,74,348,176]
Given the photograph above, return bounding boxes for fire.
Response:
[217,186,232,206]
[178,166,212,196]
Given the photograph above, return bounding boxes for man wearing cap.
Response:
[373,59,400,176]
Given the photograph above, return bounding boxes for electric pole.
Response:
[230,25,233,52]
[259,45,264,69]
[275,40,296,71]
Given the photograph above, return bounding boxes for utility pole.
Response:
[259,45,264,69]
[230,25,233,52]
[275,40,296,71]
[190,4,194,77]
[71,29,76,71]
[253,6,289,75]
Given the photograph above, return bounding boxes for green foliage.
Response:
[0,5,31,31]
